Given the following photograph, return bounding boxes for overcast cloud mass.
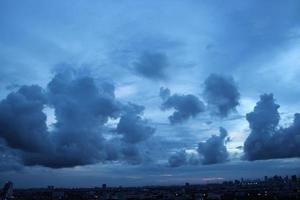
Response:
[0,0,300,187]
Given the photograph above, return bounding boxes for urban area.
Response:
[1,175,300,200]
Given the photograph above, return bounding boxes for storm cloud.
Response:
[203,74,240,117]
[0,70,155,168]
[160,87,205,124]
[134,52,168,80]
[244,94,300,161]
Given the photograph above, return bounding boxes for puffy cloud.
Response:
[0,69,155,168]
[0,85,50,152]
[23,70,121,168]
[117,104,155,144]
[134,52,168,80]
[244,94,300,160]
[168,127,231,168]
[160,87,205,124]
[203,74,240,117]
[198,127,229,165]
[114,103,155,164]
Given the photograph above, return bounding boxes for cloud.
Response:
[0,85,50,152]
[203,74,240,117]
[159,87,170,101]
[117,103,155,144]
[244,94,300,160]
[0,142,23,172]
[134,52,168,80]
[114,103,155,164]
[25,70,121,168]
[168,150,201,167]
[198,127,229,165]
[104,137,150,165]
[168,128,230,167]
[121,145,142,165]
[168,150,187,167]
[160,87,205,124]
[0,69,155,168]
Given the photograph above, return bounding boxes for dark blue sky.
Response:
[0,0,300,188]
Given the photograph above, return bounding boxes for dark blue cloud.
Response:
[0,69,155,168]
[134,52,168,80]
[121,145,142,165]
[203,74,240,117]
[0,142,22,172]
[160,87,205,124]
[0,85,50,152]
[168,127,229,167]
[198,127,229,165]
[244,94,300,160]
[117,104,155,144]
[114,103,155,164]
[168,150,200,168]
[168,150,187,167]
[159,87,170,101]
[30,70,121,168]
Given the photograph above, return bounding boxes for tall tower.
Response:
[102,184,107,200]
[1,181,13,200]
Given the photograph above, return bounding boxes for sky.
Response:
[0,0,300,188]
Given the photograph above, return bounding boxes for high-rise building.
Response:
[1,181,13,200]
[102,184,107,200]
[291,175,297,182]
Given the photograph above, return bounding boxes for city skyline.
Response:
[2,175,300,199]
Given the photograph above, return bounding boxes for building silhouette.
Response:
[1,181,13,200]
